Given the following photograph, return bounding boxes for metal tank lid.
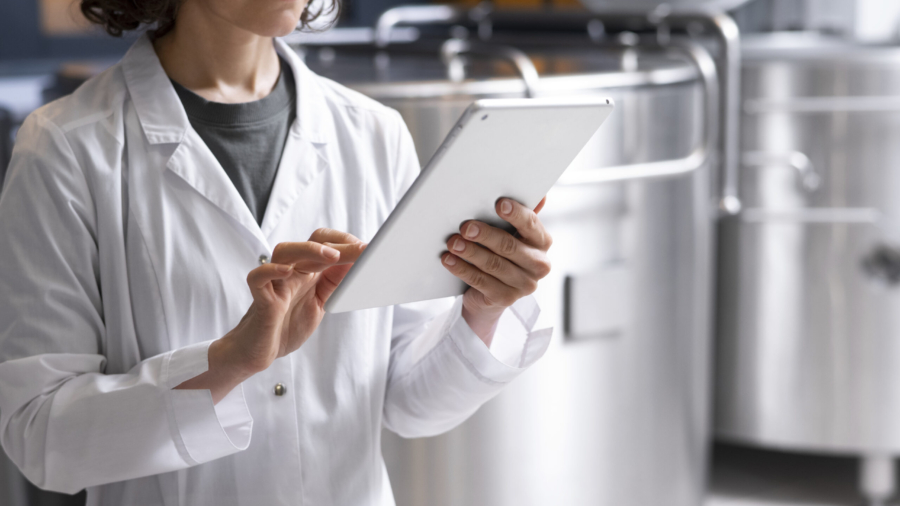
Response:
[742,32,900,62]
[297,42,700,100]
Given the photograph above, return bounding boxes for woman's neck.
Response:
[153,1,281,104]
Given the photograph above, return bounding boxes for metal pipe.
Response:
[573,9,742,212]
[708,11,742,215]
[739,207,881,224]
[746,95,900,114]
[368,5,741,206]
[440,39,541,98]
[742,150,820,191]
[557,40,719,186]
[483,6,742,211]
[374,4,464,48]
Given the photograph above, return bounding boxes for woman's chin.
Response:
[254,16,305,38]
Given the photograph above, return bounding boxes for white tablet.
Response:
[325,97,615,313]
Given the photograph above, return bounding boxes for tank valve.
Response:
[863,245,900,286]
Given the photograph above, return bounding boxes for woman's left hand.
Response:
[442,197,552,345]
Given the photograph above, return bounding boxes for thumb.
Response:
[316,263,354,303]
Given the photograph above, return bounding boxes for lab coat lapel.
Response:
[259,39,337,238]
[122,34,269,249]
[166,131,270,247]
[260,133,329,239]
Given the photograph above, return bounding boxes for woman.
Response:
[0,0,553,504]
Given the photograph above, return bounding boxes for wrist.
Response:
[461,301,504,346]
[209,335,261,382]
[174,337,258,404]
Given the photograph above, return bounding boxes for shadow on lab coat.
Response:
[0,108,83,506]
[0,450,85,506]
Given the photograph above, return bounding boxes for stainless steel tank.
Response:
[298,28,718,506]
[715,33,900,504]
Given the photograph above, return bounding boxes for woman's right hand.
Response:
[226,228,366,374]
[176,229,365,403]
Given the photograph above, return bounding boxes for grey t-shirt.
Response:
[170,59,296,224]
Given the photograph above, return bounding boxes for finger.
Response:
[316,263,354,303]
[447,235,537,293]
[495,198,552,251]
[460,220,552,279]
[246,263,294,301]
[309,228,364,245]
[271,242,342,271]
[441,253,520,308]
[323,241,367,264]
[533,196,547,214]
[310,229,367,263]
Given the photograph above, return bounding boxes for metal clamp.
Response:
[440,39,541,98]
[742,150,821,191]
[557,40,719,186]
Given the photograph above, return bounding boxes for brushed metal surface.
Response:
[716,33,900,454]
[306,42,715,506]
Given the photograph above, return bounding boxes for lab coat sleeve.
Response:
[0,114,252,494]
[381,112,553,439]
[384,297,552,438]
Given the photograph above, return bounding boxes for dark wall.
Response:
[0,1,134,62]
[0,0,424,62]
[341,0,429,26]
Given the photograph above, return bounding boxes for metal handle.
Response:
[560,9,741,212]
[557,40,719,187]
[706,11,742,215]
[440,39,540,98]
[375,5,464,48]
[745,95,900,114]
[375,3,495,48]
[742,150,820,191]
[740,207,881,224]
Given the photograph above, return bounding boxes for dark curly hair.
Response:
[80,0,341,38]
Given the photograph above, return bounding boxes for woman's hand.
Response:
[441,197,552,346]
[177,228,365,402]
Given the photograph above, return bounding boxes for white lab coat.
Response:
[0,34,551,506]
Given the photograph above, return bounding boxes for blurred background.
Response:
[3,0,900,505]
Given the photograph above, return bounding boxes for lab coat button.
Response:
[259,254,270,265]
[274,383,286,396]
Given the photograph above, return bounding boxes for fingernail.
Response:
[324,248,340,259]
[465,223,479,239]
[500,200,513,215]
[278,264,293,273]
[452,238,465,252]
[444,254,457,266]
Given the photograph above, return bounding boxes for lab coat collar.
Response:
[274,37,335,145]
[121,34,191,145]
[121,34,335,146]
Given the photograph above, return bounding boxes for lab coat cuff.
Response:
[447,295,552,385]
[164,341,253,465]
[164,340,214,389]
[168,385,253,466]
